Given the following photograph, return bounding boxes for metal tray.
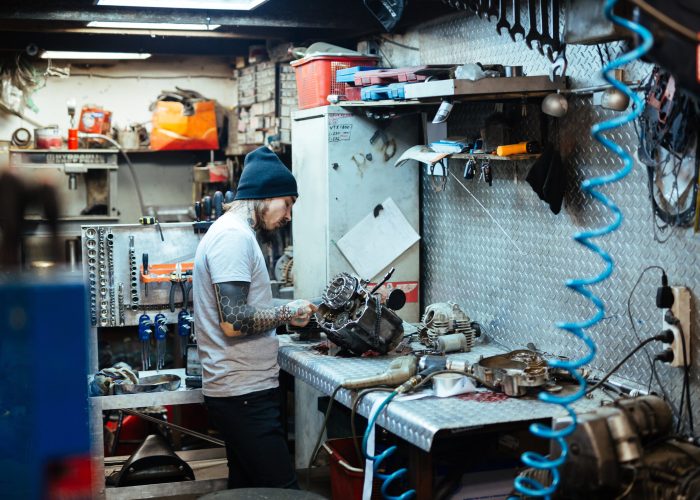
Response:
[113,374,182,394]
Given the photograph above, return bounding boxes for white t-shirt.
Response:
[193,211,279,397]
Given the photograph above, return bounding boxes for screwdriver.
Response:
[194,200,202,222]
[224,190,235,204]
[213,191,224,220]
[202,196,212,222]
[142,252,149,297]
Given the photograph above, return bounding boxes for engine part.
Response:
[342,355,417,390]
[273,246,294,287]
[418,302,479,352]
[316,272,404,355]
[519,396,700,499]
[471,349,549,396]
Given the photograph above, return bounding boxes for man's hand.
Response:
[284,299,318,327]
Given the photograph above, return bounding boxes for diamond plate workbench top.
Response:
[278,336,607,452]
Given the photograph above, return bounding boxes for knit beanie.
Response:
[234,146,298,200]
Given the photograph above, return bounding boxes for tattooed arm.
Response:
[214,281,316,338]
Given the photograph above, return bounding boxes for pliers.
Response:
[169,263,193,312]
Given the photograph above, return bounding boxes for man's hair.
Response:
[224,199,270,231]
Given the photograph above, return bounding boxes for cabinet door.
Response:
[327,110,420,321]
[291,111,329,300]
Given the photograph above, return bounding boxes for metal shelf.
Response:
[92,368,202,411]
[450,153,541,161]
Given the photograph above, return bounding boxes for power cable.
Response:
[585,332,672,395]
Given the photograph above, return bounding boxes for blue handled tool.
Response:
[177,310,193,358]
[138,313,153,370]
[154,313,168,371]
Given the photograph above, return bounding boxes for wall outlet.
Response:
[662,286,691,367]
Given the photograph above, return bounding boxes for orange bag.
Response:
[150,100,219,151]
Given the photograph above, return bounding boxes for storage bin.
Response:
[322,437,382,500]
[290,56,378,109]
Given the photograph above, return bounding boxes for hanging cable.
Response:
[361,390,415,500]
[512,2,654,497]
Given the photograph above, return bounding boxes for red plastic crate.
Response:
[291,56,379,109]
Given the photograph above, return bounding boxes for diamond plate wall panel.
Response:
[380,9,700,429]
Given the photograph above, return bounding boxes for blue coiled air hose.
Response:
[513,1,654,498]
[362,391,416,500]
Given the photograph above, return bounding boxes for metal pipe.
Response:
[121,409,224,447]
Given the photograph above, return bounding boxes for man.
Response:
[193,146,316,489]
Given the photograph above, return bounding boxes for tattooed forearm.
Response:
[214,282,290,337]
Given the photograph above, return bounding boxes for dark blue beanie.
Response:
[234,146,298,200]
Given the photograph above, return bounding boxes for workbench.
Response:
[277,335,607,498]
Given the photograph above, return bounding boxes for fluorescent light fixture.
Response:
[87,21,220,30]
[40,51,151,60]
[97,0,268,10]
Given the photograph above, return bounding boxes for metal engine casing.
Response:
[418,302,478,351]
[471,350,549,396]
[525,395,700,499]
[316,272,404,355]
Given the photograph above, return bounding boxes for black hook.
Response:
[373,204,384,217]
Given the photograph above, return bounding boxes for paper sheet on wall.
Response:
[337,198,420,280]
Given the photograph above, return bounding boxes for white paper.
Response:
[337,198,420,280]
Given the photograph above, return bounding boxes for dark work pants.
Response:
[204,387,299,489]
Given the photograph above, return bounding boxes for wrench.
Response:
[487,0,500,20]
[496,0,510,35]
[538,0,550,55]
[525,0,543,51]
[546,0,561,62]
[509,0,526,41]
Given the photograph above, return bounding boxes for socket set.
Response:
[82,223,200,329]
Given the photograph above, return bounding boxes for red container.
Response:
[68,129,79,150]
[291,56,379,109]
[323,437,381,500]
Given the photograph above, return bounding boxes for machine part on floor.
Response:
[113,374,181,394]
[154,313,168,371]
[471,350,549,396]
[418,302,479,352]
[316,272,405,355]
[514,4,654,497]
[107,434,194,486]
[517,396,700,499]
[138,313,153,371]
[342,355,417,390]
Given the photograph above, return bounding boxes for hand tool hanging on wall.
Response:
[139,216,164,242]
[202,196,211,222]
[497,0,510,35]
[213,191,224,220]
[177,310,192,357]
[154,313,168,371]
[138,313,153,370]
[509,0,526,40]
[224,190,235,204]
[525,0,544,52]
[128,236,139,310]
[168,263,192,312]
[142,253,149,297]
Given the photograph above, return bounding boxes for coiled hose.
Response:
[361,390,415,500]
[513,1,654,497]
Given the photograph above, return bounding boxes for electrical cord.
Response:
[585,332,673,395]
[627,266,681,421]
[79,133,147,216]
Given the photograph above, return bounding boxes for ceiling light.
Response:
[87,21,220,30]
[40,51,152,60]
[96,0,269,10]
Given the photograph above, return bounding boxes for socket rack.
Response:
[81,222,202,329]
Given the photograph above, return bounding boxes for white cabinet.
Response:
[291,105,421,322]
